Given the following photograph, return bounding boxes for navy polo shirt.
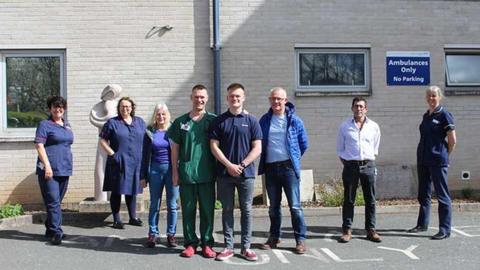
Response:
[34,118,74,176]
[209,110,262,178]
[417,106,455,167]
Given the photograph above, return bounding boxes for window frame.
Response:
[0,49,66,140]
[294,44,371,96]
[444,45,480,96]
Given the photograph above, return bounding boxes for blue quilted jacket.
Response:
[258,102,308,178]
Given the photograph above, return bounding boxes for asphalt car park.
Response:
[1,211,479,270]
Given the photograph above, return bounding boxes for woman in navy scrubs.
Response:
[408,86,456,240]
[35,96,73,245]
[100,97,146,229]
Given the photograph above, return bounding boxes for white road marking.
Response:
[321,248,383,263]
[63,235,99,247]
[452,226,480,237]
[378,245,420,260]
[222,254,270,265]
[104,235,126,247]
[272,249,290,264]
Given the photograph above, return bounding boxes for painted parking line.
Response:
[378,245,419,260]
[451,226,480,237]
[222,254,270,265]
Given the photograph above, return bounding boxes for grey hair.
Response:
[269,86,287,95]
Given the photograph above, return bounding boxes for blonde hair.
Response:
[426,85,444,100]
[149,103,171,130]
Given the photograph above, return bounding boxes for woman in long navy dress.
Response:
[34,96,74,245]
[408,86,456,240]
[100,97,147,229]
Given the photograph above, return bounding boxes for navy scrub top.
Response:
[100,116,146,195]
[417,106,455,167]
[34,118,74,176]
[209,110,263,178]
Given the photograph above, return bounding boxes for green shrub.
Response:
[461,187,474,200]
[0,204,24,219]
[317,178,365,207]
[7,111,47,128]
[215,200,222,209]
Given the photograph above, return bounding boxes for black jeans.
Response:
[341,161,377,231]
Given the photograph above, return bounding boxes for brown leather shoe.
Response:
[338,229,352,243]
[294,240,306,254]
[366,229,382,243]
[260,238,280,250]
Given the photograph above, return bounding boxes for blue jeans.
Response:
[37,175,69,237]
[265,161,306,241]
[148,162,178,236]
[416,165,451,234]
[217,176,254,250]
[342,161,377,230]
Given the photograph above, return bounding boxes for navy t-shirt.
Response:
[209,110,262,178]
[417,106,455,167]
[34,118,74,176]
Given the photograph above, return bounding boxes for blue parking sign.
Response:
[386,51,430,86]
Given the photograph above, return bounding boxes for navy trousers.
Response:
[38,175,69,237]
[416,165,452,234]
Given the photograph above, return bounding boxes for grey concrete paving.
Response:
[1,209,480,270]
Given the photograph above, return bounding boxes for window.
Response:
[295,45,370,95]
[445,52,480,87]
[1,50,66,139]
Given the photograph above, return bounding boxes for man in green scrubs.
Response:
[168,84,217,258]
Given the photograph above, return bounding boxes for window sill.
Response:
[295,89,371,97]
[0,136,34,143]
[445,87,480,96]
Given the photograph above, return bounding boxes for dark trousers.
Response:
[416,165,452,234]
[37,175,69,237]
[342,161,377,230]
[110,193,137,222]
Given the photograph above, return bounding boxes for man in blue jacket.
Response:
[258,87,308,254]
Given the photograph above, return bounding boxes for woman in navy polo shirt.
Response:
[34,96,74,245]
[408,86,456,240]
[100,97,146,229]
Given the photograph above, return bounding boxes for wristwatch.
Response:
[240,162,247,168]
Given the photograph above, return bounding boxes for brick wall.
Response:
[218,0,480,194]
[0,0,213,206]
[1,0,479,206]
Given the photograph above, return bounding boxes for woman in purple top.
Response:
[141,103,179,248]
[100,97,146,229]
[34,96,74,245]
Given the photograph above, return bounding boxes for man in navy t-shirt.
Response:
[210,83,262,262]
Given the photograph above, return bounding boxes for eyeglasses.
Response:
[269,97,286,101]
[120,106,132,109]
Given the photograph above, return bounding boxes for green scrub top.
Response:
[167,112,216,184]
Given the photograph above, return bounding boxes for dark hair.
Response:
[227,83,245,92]
[192,84,207,92]
[47,96,67,110]
[117,97,136,117]
[351,96,368,107]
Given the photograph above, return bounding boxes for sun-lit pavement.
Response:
[1,209,480,270]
